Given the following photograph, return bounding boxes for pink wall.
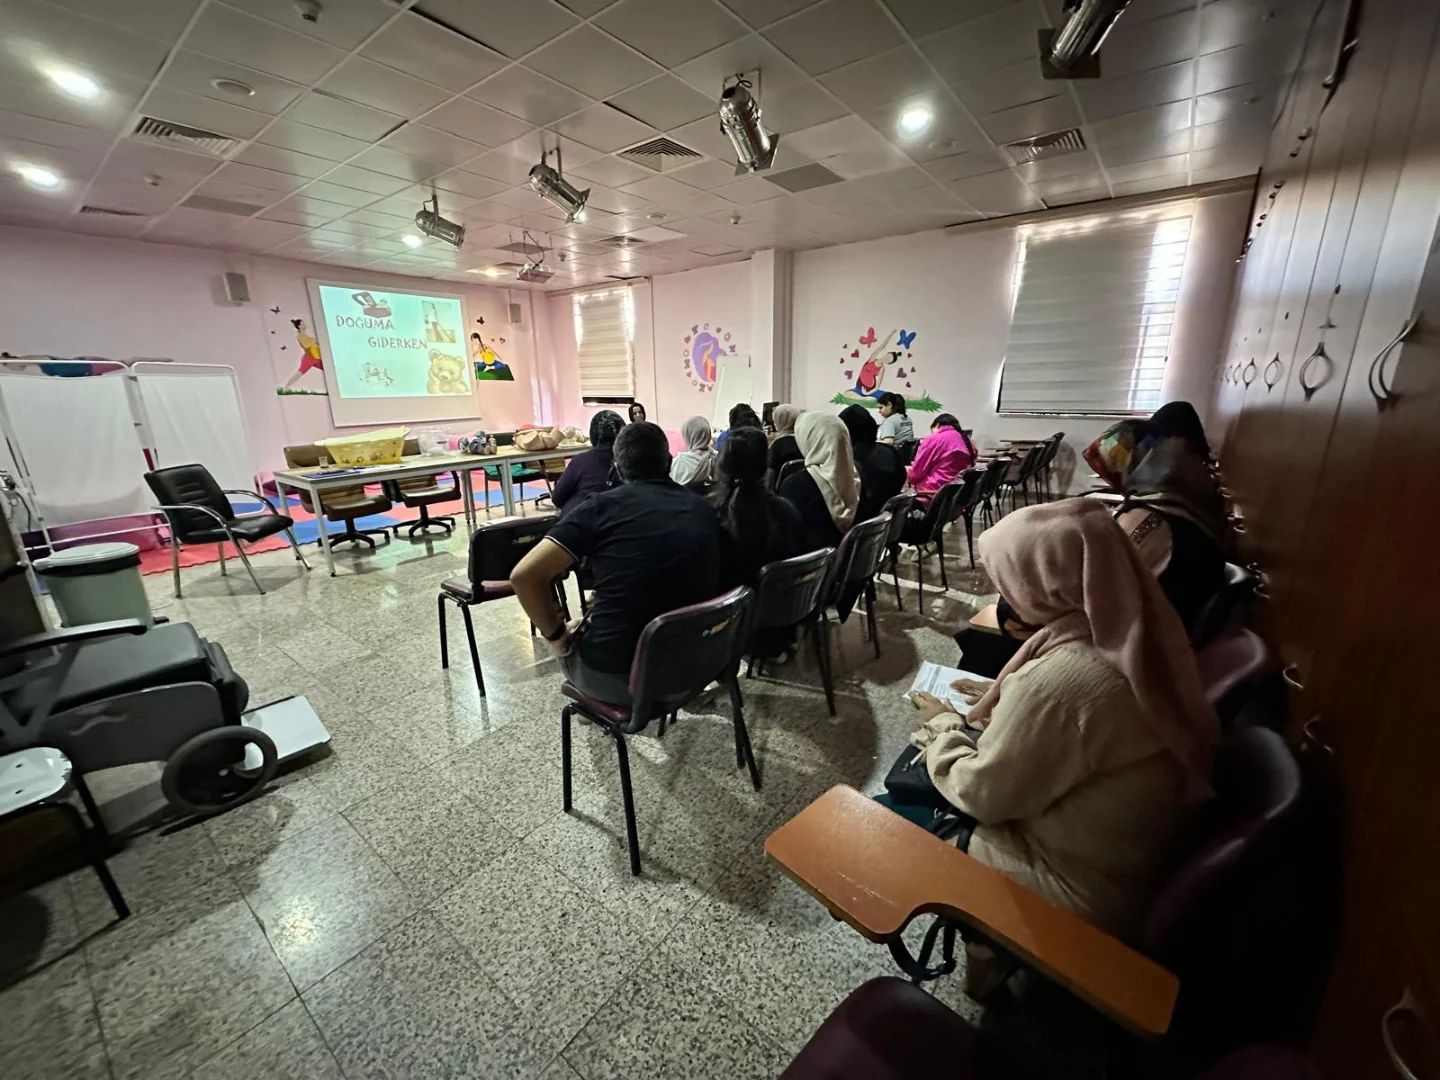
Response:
[0,224,541,475]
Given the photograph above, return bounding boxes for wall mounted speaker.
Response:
[223,272,251,304]
[508,301,524,326]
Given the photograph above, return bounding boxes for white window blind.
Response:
[998,206,1193,415]
[572,287,635,401]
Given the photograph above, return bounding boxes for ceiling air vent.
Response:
[80,205,147,216]
[132,115,239,157]
[599,235,645,248]
[619,136,701,174]
[1003,127,1086,164]
[182,194,264,216]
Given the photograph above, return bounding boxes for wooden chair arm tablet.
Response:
[763,784,1178,1040]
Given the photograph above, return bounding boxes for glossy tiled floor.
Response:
[4,512,1010,1080]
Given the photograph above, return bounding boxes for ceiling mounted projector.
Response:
[517,260,555,283]
[718,78,779,174]
[414,193,465,247]
[528,159,589,223]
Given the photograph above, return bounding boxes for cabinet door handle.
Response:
[1299,342,1333,400]
[1301,717,1335,756]
[1369,312,1422,404]
[1382,987,1427,1080]
[1242,357,1258,387]
[1282,663,1304,689]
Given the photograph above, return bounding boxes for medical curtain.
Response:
[136,371,255,495]
[0,372,152,527]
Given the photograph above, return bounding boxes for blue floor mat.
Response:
[288,514,400,545]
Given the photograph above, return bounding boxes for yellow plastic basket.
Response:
[316,426,410,466]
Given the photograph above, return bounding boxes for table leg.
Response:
[460,470,476,533]
[499,466,516,517]
[309,482,336,576]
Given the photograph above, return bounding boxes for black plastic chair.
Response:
[437,514,563,697]
[745,547,835,683]
[145,464,309,598]
[880,493,916,609]
[950,468,985,568]
[560,586,758,875]
[976,456,1010,527]
[817,514,892,713]
[1039,431,1065,498]
[1188,562,1258,647]
[776,458,806,489]
[897,482,964,608]
[999,443,1046,512]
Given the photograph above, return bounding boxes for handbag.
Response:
[883,745,955,811]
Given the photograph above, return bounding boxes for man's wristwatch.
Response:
[543,621,568,642]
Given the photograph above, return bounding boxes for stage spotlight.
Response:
[718,78,778,174]
[414,193,465,248]
[528,160,589,223]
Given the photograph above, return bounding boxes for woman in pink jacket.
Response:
[907,413,977,506]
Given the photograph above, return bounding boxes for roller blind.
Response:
[998,206,1193,415]
[573,287,635,402]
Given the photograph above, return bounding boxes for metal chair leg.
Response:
[56,802,128,921]
[217,542,227,574]
[611,729,642,876]
[437,594,449,669]
[866,583,880,659]
[890,549,902,610]
[561,705,574,811]
[284,527,311,569]
[71,772,113,849]
[231,539,265,595]
[916,545,925,610]
[816,614,836,716]
[964,514,975,568]
[937,534,950,592]
[171,537,183,599]
[727,676,761,790]
[459,602,485,696]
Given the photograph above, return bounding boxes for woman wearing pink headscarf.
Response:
[907,498,1218,938]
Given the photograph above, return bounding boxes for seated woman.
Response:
[716,402,763,451]
[767,403,804,486]
[552,409,622,516]
[627,401,647,424]
[839,404,904,521]
[899,499,1218,940]
[716,427,806,585]
[670,415,717,488]
[906,412,977,506]
[778,412,860,552]
[1084,410,1227,629]
[876,392,915,451]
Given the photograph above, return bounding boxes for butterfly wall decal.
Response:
[858,327,876,346]
[897,329,916,348]
[269,306,281,314]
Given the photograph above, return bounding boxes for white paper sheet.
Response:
[905,661,992,715]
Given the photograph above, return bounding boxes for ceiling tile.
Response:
[862,98,990,161]
[1087,99,1193,145]
[1112,175,1186,198]
[818,46,940,113]
[1012,148,1102,183]
[950,56,1057,117]
[463,151,536,184]
[1189,143,1262,174]
[924,147,1011,181]
[1195,81,1282,128]
[320,57,450,119]
[0,112,115,157]
[757,81,849,134]
[1196,39,1292,96]
[692,242,744,256]
[668,157,745,189]
[764,0,904,75]
[596,0,748,68]
[0,0,173,83]
[288,91,404,141]
[431,169,508,201]
[558,0,615,14]
[667,114,738,159]
[1200,0,1311,56]
[489,132,599,170]
[605,76,715,132]
[41,0,200,40]
[946,169,1042,215]
[299,180,380,208]
[1073,60,1195,121]
[413,0,581,59]
[1106,153,1190,183]
[1094,126,1193,164]
[220,0,397,50]
[349,145,443,182]
[1097,10,1197,78]
[424,99,535,147]
[1041,184,1110,207]
[261,196,354,226]
[881,0,1014,37]
[584,184,651,214]
[184,4,344,84]
[979,95,1082,145]
[155,51,304,116]
[672,34,810,97]
[380,124,484,168]
[1031,171,1110,199]
[324,165,412,196]
[525,26,661,99]
[343,208,417,229]
[715,0,819,29]
[1190,117,1266,152]
[138,87,272,139]
[0,70,148,135]
[210,161,311,194]
[660,187,732,215]
[917,3,1046,82]
[567,154,658,187]
[553,102,657,153]
[466,66,592,127]
[622,174,699,203]
[257,118,371,161]
[361,12,508,92]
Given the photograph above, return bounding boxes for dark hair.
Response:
[470,332,482,342]
[931,412,977,455]
[879,392,907,414]
[627,401,647,422]
[716,427,772,560]
[613,421,669,481]
[589,409,624,450]
[727,403,762,430]
[290,318,304,330]
[1150,400,1212,458]
[838,403,877,449]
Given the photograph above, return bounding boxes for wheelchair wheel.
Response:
[161,726,278,817]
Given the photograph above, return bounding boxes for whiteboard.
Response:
[712,354,753,429]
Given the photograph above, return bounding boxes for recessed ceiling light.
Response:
[210,77,255,97]
[402,234,423,248]
[483,267,502,278]
[48,69,99,99]
[899,106,932,135]
[15,164,62,189]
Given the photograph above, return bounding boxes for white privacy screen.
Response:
[136,370,255,495]
[306,278,479,427]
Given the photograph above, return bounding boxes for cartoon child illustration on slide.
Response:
[470,328,513,382]
[284,318,326,389]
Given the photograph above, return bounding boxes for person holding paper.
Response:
[901,498,1218,941]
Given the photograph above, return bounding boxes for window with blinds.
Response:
[997,206,1193,416]
[572,287,636,403]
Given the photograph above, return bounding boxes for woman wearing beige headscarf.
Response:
[669,415,717,487]
[905,498,1218,938]
[778,412,861,550]
[767,403,804,485]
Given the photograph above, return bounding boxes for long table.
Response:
[272,445,586,575]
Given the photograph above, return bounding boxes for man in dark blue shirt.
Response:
[510,421,723,703]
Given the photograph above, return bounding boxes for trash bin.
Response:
[34,542,154,627]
